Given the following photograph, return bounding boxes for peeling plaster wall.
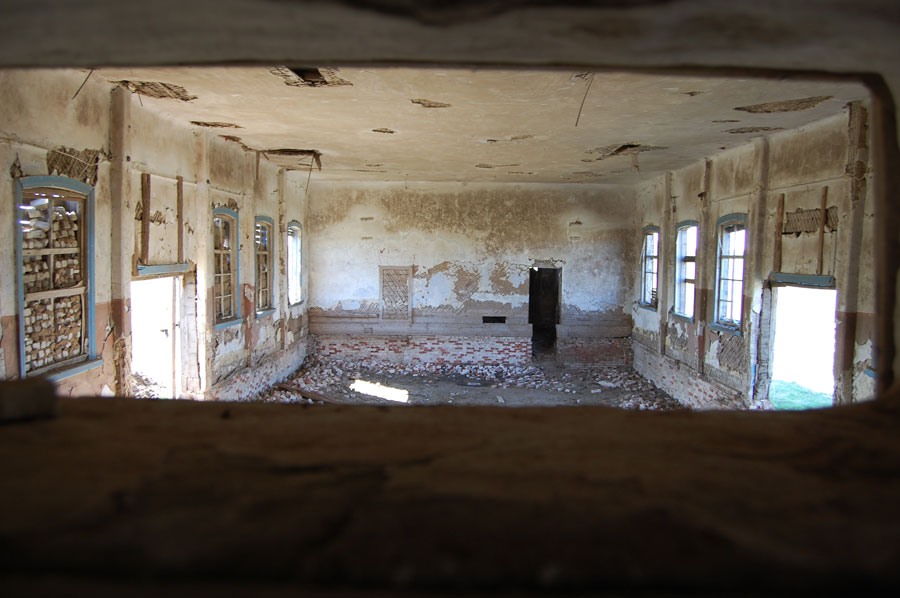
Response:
[307,181,634,344]
[187,133,310,400]
[0,69,114,392]
[0,69,309,400]
[632,108,875,408]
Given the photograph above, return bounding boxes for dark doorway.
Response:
[529,267,560,355]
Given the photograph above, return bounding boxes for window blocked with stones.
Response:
[287,222,302,305]
[715,216,747,327]
[213,210,238,323]
[674,223,698,318]
[380,266,412,320]
[640,228,659,308]
[17,184,88,375]
[254,218,272,312]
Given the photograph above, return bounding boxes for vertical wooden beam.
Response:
[140,172,150,265]
[696,158,713,376]
[817,186,828,275]
[658,171,674,355]
[867,76,899,394]
[834,101,869,405]
[773,193,785,273]
[176,175,184,264]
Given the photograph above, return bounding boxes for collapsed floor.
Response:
[254,355,684,410]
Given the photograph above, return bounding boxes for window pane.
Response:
[288,226,302,305]
[684,283,695,318]
[733,228,745,254]
[686,226,697,255]
[732,257,744,281]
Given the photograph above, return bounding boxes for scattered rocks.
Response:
[252,355,683,411]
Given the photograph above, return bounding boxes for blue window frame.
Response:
[254,215,275,316]
[714,213,748,330]
[14,176,97,378]
[213,207,240,328]
[287,220,302,306]
[674,221,698,319]
[639,226,659,308]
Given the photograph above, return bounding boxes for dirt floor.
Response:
[255,355,684,410]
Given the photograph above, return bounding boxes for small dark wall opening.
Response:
[483,316,506,324]
[529,267,560,354]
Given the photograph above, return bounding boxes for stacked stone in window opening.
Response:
[51,205,79,249]
[22,256,51,292]
[19,195,84,372]
[23,297,83,372]
[20,201,50,249]
[20,201,81,291]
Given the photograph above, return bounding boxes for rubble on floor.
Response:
[131,371,170,400]
[252,355,684,410]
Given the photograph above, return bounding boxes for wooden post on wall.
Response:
[696,158,713,376]
[658,171,674,356]
[140,172,151,265]
[817,186,828,275]
[177,175,184,263]
[773,193,785,273]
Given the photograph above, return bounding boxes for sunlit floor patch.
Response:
[349,379,409,403]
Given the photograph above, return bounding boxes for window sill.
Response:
[671,312,695,323]
[214,317,242,330]
[288,300,305,309]
[637,303,658,312]
[45,358,103,382]
[709,322,742,336]
[136,263,191,277]
[255,308,276,319]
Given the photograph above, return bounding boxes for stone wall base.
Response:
[315,335,532,366]
[556,337,632,366]
[633,342,751,409]
[206,339,309,401]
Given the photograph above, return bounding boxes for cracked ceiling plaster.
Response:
[96,67,868,185]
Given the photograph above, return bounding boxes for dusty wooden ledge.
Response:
[1,392,899,593]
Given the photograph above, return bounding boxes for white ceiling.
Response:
[95,66,869,185]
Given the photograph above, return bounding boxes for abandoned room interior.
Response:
[0,67,878,409]
[1,0,900,593]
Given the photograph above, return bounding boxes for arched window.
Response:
[674,221,698,318]
[287,221,302,306]
[714,214,747,329]
[213,208,240,327]
[15,176,96,377]
[254,216,274,314]
[639,226,659,309]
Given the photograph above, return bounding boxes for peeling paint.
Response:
[118,80,197,101]
[410,98,451,108]
[725,126,784,134]
[734,96,832,113]
[191,121,242,128]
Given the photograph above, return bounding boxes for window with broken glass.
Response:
[213,209,238,324]
[674,222,698,318]
[16,182,91,376]
[640,227,659,308]
[287,222,302,305]
[715,216,747,328]
[254,218,273,313]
